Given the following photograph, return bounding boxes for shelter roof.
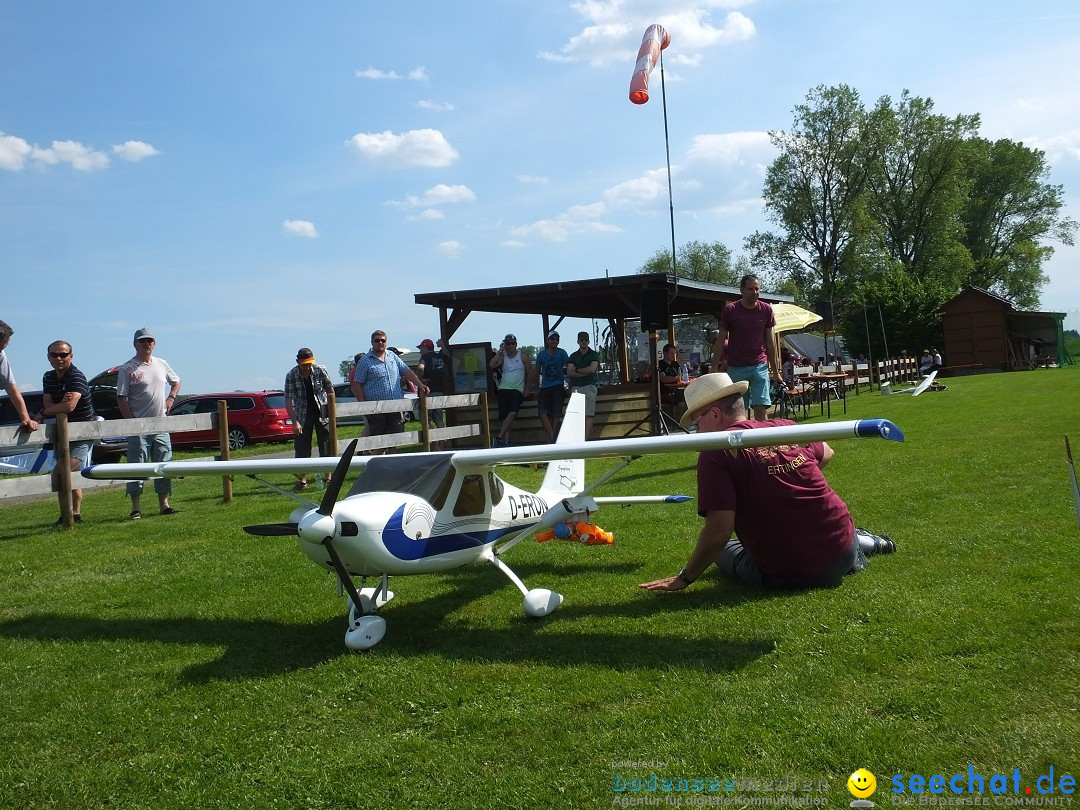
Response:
[414,272,793,322]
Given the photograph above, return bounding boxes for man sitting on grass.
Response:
[640,373,895,593]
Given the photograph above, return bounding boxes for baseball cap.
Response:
[547,330,560,339]
[417,338,435,350]
[296,347,315,364]
[503,334,517,342]
[133,327,155,341]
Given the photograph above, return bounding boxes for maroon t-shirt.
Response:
[697,419,854,580]
[719,300,775,366]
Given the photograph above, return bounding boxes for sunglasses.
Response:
[48,351,71,359]
[137,338,155,344]
[373,338,387,343]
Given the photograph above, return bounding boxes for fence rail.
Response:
[1,393,487,515]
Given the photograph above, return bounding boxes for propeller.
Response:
[242,439,359,539]
[243,522,298,537]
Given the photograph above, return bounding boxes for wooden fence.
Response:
[0,394,485,522]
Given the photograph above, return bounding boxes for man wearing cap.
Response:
[416,337,451,450]
[489,333,533,447]
[533,330,569,443]
[710,274,784,420]
[351,329,429,453]
[285,347,334,490]
[117,328,181,518]
[640,372,895,593]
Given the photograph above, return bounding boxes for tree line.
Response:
[642,84,1076,358]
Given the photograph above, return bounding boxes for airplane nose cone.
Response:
[298,511,337,545]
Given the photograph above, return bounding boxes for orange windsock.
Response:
[628,24,670,105]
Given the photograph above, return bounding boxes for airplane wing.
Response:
[83,418,903,481]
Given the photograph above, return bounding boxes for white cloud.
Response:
[388,183,476,210]
[416,209,445,220]
[33,140,110,171]
[282,219,319,238]
[501,240,527,248]
[603,167,670,208]
[517,174,550,184]
[0,131,32,170]
[510,201,621,242]
[541,2,756,67]
[112,140,160,162]
[686,131,772,166]
[356,67,402,79]
[355,66,428,81]
[417,99,455,111]
[346,129,459,168]
[438,240,464,257]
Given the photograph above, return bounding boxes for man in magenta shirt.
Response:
[640,373,895,593]
[710,274,785,420]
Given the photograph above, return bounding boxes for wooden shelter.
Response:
[940,286,1071,372]
[414,272,792,440]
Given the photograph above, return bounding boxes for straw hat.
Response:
[678,372,748,428]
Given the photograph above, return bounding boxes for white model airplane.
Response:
[82,393,905,651]
[882,370,939,397]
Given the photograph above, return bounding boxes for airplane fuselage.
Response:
[293,477,551,577]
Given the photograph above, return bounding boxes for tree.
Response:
[958,137,1077,308]
[338,358,355,382]
[748,84,883,308]
[639,240,742,286]
[864,91,979,286]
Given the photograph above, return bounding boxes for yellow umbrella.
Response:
[773,303,823,334]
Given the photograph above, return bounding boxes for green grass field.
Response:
[1,368,1077,809]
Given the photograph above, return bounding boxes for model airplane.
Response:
[881,370,941,396]
[83,393,905,651]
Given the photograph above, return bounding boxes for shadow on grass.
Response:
[0,567,778,680]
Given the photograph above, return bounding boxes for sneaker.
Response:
[130,510,142,520]
[492,437,503,448]
[73,515,82,524]
[160,507,179,515]
[876,536,896,554]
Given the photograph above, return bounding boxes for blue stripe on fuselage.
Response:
[380,504,519,560]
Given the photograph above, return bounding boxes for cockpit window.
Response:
[347,453,456,504]
[453,474,487,517]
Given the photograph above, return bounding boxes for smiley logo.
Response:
[848,768,877,799]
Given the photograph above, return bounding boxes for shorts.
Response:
[727,363,770,407]
[571,384,597,416]
[537,386,565,417]
[497,388,524,421]
[367,413,404,435]
[70,439,94,469]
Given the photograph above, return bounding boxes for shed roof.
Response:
[414,272,793,325]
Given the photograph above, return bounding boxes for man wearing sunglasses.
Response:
[36,341,96,525]
[351,329,428,453]
[117,328,181,518]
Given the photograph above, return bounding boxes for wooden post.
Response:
[216,400,233,502]
[419,392,430,451]
[327,388,339,454]
[480,390,491,447]
[56,413,74,528]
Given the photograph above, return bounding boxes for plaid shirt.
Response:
[284,363,333,425]
[353,352,410,401]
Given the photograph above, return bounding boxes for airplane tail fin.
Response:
[538,391,587,499]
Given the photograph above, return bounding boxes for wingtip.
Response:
[856,419,905,443]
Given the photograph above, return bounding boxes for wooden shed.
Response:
[940,286,1071,372]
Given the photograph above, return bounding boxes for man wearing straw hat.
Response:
[640,373,895,593]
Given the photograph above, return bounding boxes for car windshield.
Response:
[347,453,455,505]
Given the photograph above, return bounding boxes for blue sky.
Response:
[3,0,1078,393]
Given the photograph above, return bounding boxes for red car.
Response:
[168,391,293,451]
